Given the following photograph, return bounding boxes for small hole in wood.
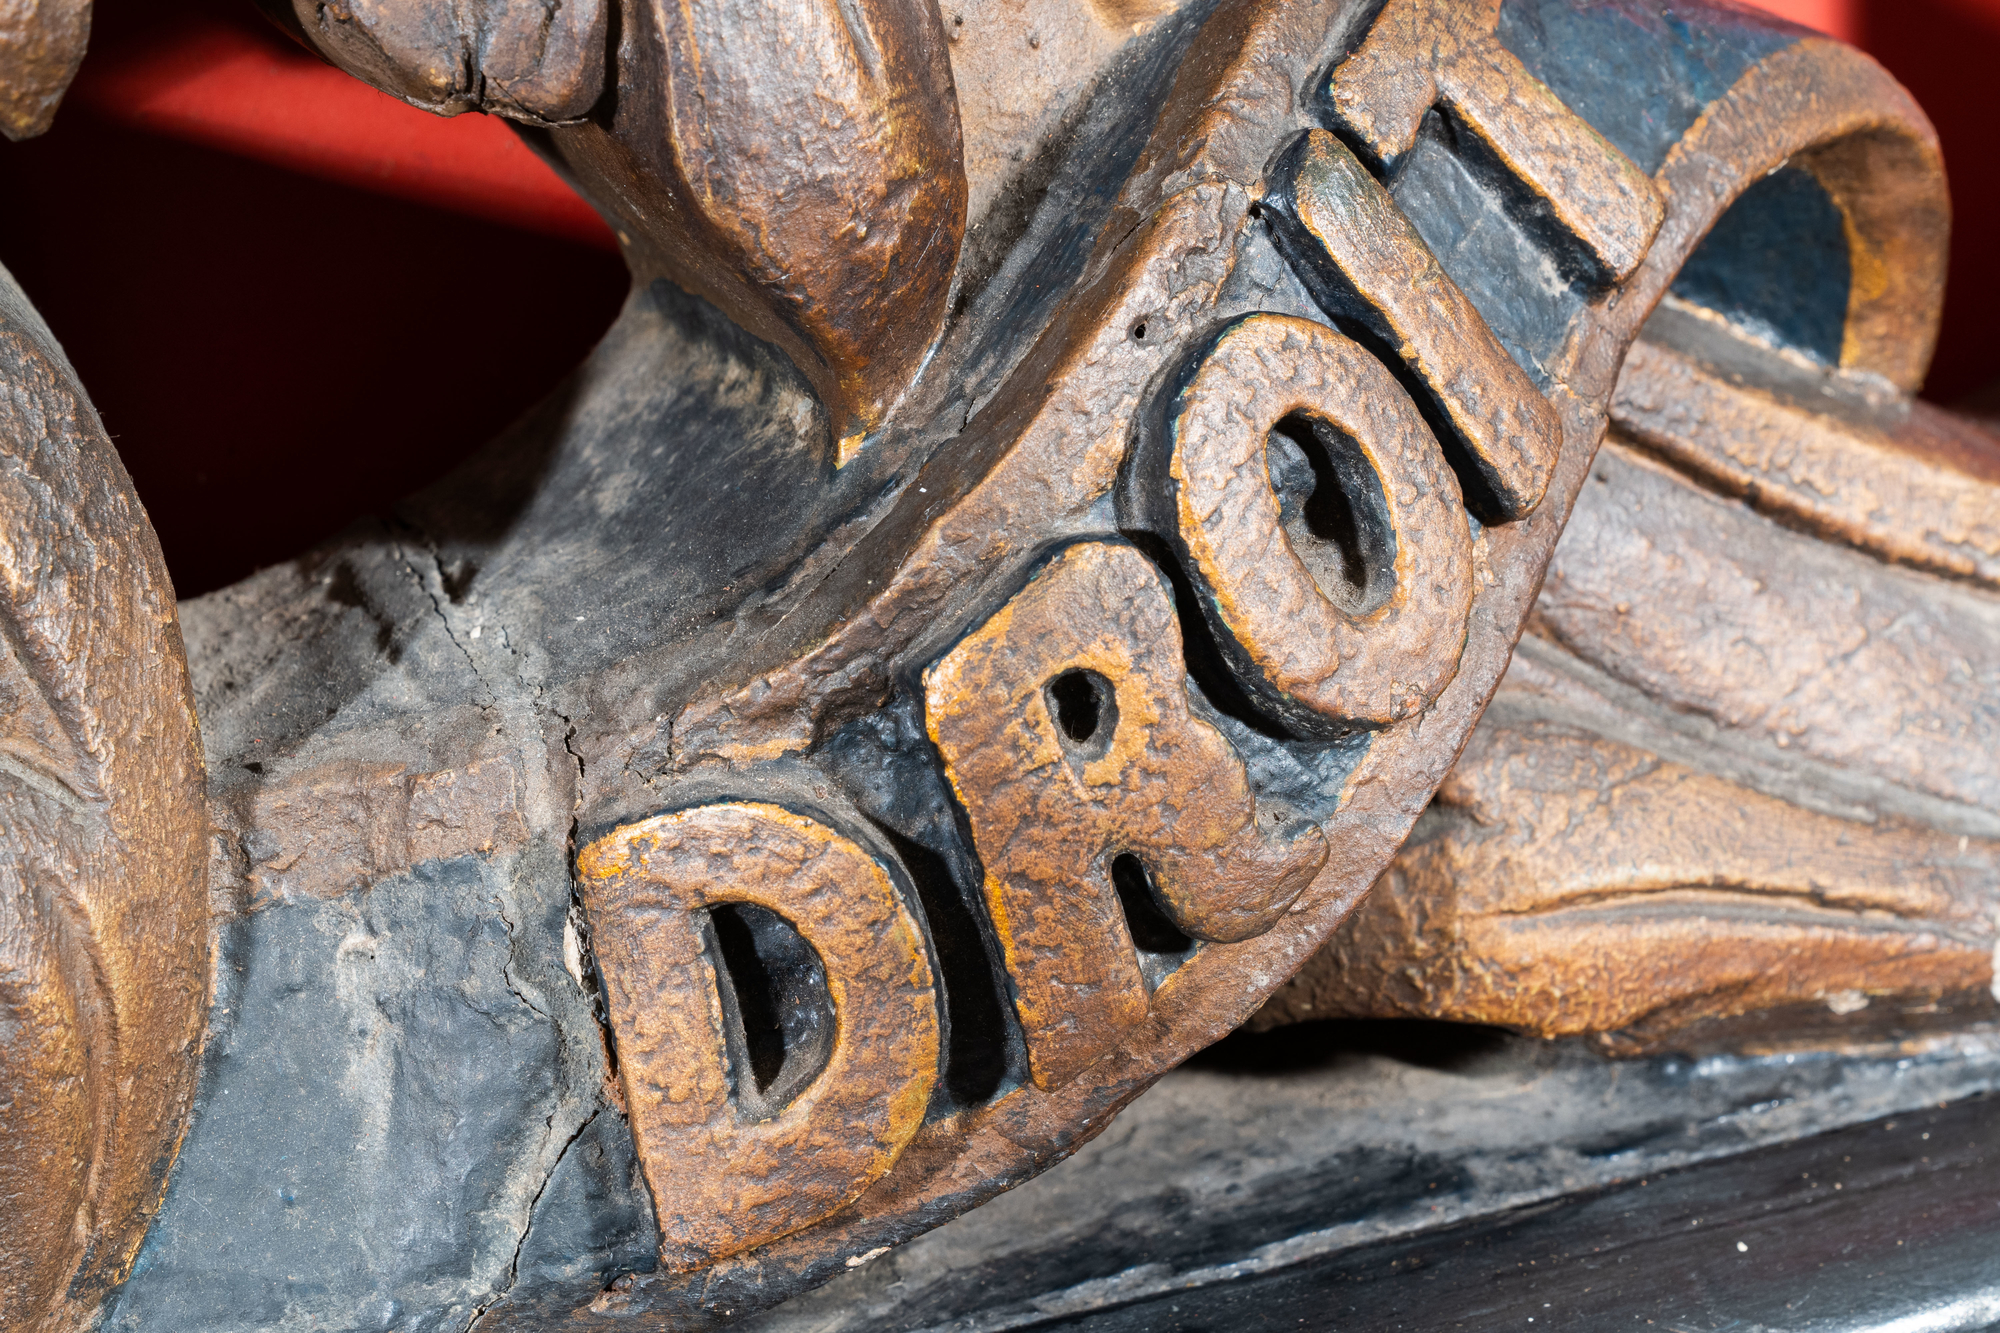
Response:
[1131,320,1149,341]
[1047,668,1116,753]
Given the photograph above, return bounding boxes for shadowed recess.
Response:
[1191,1018,1513,1074]
[1669,165,1851,364]
[1048,669,1118,757]
[1111,854,1196,987]
[878,826,1014,1110]
[1265,412,1396,616]
[707,903,834,1110]
[1119,531,1294,741]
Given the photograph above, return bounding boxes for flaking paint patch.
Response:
[1991,916,1999,1004]
[564,914,586,989]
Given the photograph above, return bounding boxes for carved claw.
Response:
[267,0,968,465]
[257,0,608,121]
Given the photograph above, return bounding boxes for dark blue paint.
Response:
[101,852,623,1333]
[1390,4,1838,373]
[1669,164,1852,363]
[1498,0,1805,175]
[1390,119,1584,382]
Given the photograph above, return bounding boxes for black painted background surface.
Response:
[1022,1095,2000,1332]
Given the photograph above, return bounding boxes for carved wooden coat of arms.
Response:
[1,0,1994,1327]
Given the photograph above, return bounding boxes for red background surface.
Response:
[0,0,1990,596]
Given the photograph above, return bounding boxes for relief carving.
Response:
[1326,0,1665,282]
[1130,312,1477,732]
[577,801,939,1268]
[1266,129,1559,521]
[0,0,1992,1326]
[925,540,1327,1088]
[0,267,209,1331]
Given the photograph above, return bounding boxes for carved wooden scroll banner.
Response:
[1260,328,2000,1052]
[552,8,1949,1316]
[0,0,1986,1327]
[924,541,1328,1086]
[1256,17,1975,1056]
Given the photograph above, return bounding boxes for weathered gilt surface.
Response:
[578,802,940,1268]
[0,0,1993,1328]
[0,266,209,1331]
[925,540,1329,1087]
[0,0,87,140]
